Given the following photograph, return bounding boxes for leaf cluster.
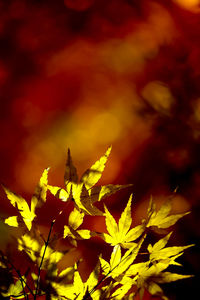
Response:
[0,147,194,300]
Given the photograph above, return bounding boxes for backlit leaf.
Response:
[31,168,49,209]
[148,232,173,254]
[1,277,26,299]
[149,244,194,262]
[118,194,132,240]
[18,234,40,263]
[80,146,112,189]
[89,184,132,203]
[3,169,49,230]
[68,207,84,230]
[147,198,190,229]
[48,185,70,202]
[124,225,145,244]
[110,245,121,270]
[4,216,18,227]
[99,255,110,275]
[64,225,92,241]
[147,281,167,300]
[104,204,118,239]
[156,272,194,283]
[111,278,133,299]
[86,262,100,300]
[74,184,103,215]
[103,199,145,248]
[18,234,64,269]
[3,186,36,231]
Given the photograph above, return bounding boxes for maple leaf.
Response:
[48,147,132,217]
[148,237,194,263]
[124,258,193,300]
[64,207,95,246]
[102,194,145,248]
[3,168,49,231]
[146,197,190,229]
[80,146,112,189]
[1,277,26,299]
[124,232,194,300]
[100,237,144,281]
[18,234,64,270]
[52,263,100,300]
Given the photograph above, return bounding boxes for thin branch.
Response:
[34,219,55,299]
[0,251,34,297]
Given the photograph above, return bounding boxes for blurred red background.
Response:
[0,0,199,299]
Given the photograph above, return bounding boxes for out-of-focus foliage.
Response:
[0,148,193,299]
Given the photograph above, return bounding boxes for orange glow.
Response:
[173,0,200,12]
[0,1,198,297]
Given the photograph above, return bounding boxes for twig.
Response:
[0,251,34,297]
[34,219,55,299]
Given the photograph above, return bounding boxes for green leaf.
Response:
[80,146,112,189]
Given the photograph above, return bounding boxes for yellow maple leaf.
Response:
[48,147,131,216]
[100,240,144,281]
[146,197,190,229]
[3,187,36,231]
[3,168,49,231]
[103,194,145,248]
[52,263,100,300]
[1,277,26,299]
[80,146,112,189]
[18,234,64,270]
